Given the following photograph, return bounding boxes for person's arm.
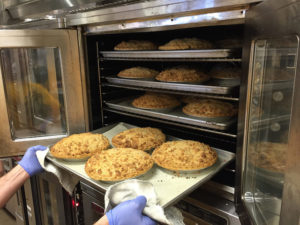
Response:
[0,165,29,208]
[94,196,155,225]
[0,145,47,208]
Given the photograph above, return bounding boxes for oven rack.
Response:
[104,98,237,133]
[105,76,239,97]
[99,49,242,61]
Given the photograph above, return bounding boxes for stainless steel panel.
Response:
[66,0,262,27]
[105,77,239,95]
[0,29,88,157]
[86,9,245,34]
[105,99,237,131]
[100,49,240,60]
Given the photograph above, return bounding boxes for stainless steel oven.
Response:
[0,1,299,225]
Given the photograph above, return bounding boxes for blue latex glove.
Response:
[106,196,156,225]
[18,145,47,176]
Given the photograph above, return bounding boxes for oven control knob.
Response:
[273,91,284,102]
[271,122,281,132]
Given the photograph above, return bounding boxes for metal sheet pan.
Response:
[100,49,241,59]
[46,122,235,208]
[106,76,239,95]
[105,99,237,130]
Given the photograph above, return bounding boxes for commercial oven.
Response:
[0,0,299,225]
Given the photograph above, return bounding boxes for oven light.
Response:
[72,199,80,207]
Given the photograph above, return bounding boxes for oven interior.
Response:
[83,24,244,224]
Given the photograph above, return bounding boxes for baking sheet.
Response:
[46,122,235,208]
[106,76,239,95]
[105,99,237,130]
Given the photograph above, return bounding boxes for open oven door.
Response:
[236,0,300,225]
[0,29,88,157]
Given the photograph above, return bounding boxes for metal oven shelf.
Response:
[105,98,237,131]
[105,76,239,96]
[100,49,241,61]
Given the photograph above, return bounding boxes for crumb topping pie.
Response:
[132,93,181,109]
[182,99,237,118]
[114,40,157,50]
[112,127,166,151]
[158,38,214,50]
[155,66,210,83]
[210,67,241,79]
[152,140,217,171]
[50,133,110,159]
[85,148,154,181]
[117,67,159,79]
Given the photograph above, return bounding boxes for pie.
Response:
[112,127,166,151]
[85,148,154,181]
[155,66,210,83]
[132,93,181,109]
[210,67,241,79]
[117,67,159,79]
[182,99,237,117]
[152,140,217,171]
[248,142,286,173]
[158,38,214,50]
[50,133,110,159]
[114,40,157,50]
[215,38,242,49]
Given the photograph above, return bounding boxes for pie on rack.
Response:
[117,67,159,79]
[132,93,181,109]
[114,40,157,50]
[85,148,154,181]
[248,142,286,173]
[112,127,166,151]
[158,38,214,50]
[152,140,217,171]
[210,67,241,79]
[155,66,210,83]
[50,133,110,159]
[182,99,237,118]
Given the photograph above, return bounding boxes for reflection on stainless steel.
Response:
[67,0,261,27]
[86,10,245,34]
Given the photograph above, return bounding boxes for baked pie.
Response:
[117,67,159,79]
[114,40,157,50]
[132,93,181,109]
[158,38,214,50]
[112,127,166,151]
[50,133,110,159]
[182,99,237,118]
[210,67,241,79]
[85,148,154,181]
[155,66,210,83]
[248,142,286,173]
[152,140,217,171]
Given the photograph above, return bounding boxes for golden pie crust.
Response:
[117,67,159,79]
[114,40,157,50]
[155,66,210,83]
[248,142,286,173]
[182,99,237,118]
[112,127,166,151]
[85,148,154,181]
[158,38,214,50]
[152,140,217,171]
[50,133,110,159]
[132,93,181,109]
[210,67,241,79]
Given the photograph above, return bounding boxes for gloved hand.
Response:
[106,196,156,225]
[18,145,47,176]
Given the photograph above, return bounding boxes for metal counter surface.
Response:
[46,122,235,208]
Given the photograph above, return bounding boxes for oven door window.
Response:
[243,36,298,225]
[0,47,66,139]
